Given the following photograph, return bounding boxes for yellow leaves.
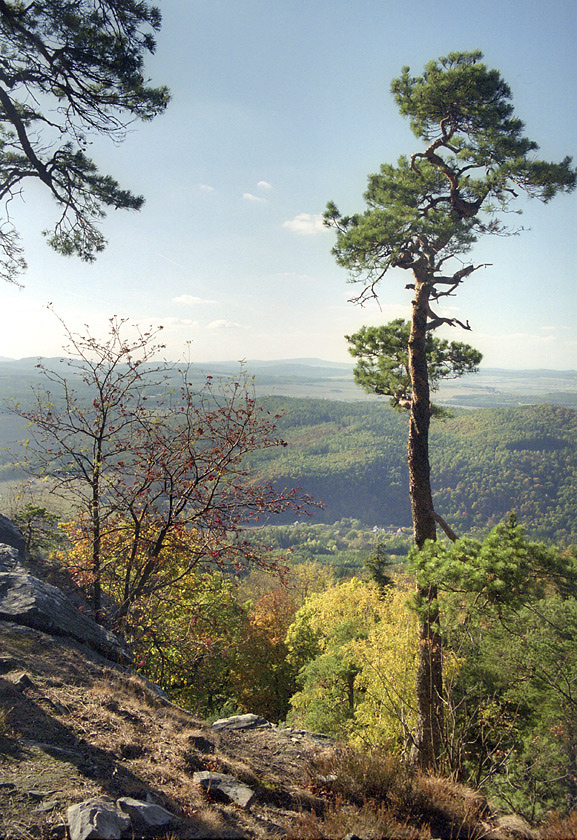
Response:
[291,576,381,645]
[286,561,335,608]
[286,576,418,752]
[250,588,297,646]
[351,581,418,750]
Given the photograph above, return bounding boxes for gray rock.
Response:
[13,671,35,689]
[67,797,131,840]
[117,796,175,828]
[0,544,24,573]
[491,814,537,839]
[277,725,335,744]
[211,713,271,731]
[193,771,255,808]
[317,773,338,785]
[35,799,60,813]
[0,515,25,556]
[0,570,130,663]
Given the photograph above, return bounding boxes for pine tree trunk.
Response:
[408,277,444,770]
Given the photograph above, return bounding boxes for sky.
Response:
[0,0,576,369]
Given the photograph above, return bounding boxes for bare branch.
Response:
[433,511,458,542]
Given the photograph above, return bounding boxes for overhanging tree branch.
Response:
[0,0,170,283]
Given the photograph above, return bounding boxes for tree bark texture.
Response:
[408,276,444,770]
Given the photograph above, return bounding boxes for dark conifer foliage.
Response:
[0,0,169,283]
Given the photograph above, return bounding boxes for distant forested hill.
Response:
[0,357,576,405]
[0,359,575,545]
[251,399,577,545]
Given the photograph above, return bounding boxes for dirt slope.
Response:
[0,618,345,838]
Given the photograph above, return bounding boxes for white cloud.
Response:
[207,319,244,330]
[257,180,273,190]
[243,192,267,203]
[282,213,327,235]
[172,294,216,305]
[149,317,200,329]
[199,184,216,193]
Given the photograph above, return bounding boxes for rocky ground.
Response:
[0,619,342,839]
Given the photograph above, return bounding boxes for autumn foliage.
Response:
[13,313,314,623]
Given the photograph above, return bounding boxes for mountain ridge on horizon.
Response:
[0,356,575,408]
[0,355,576,375]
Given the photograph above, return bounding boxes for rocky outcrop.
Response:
[67,795,175,840]
[0,570,130,663]
[0,516,130,664]
[0,512,26,556]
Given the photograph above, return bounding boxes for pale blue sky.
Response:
[1,0,576,368]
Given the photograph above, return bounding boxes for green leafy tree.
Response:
[0,0,169,284]
[325,50,576,769]
[346,319,481,418]
[129,568,246,718]
[501,595,577,819]
[13,502,63,554]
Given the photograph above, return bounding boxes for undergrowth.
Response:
[300,747,490,839]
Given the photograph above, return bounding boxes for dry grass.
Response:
[540,809,577,839]
[295,799,428,839]
[1,623,342,838]
[300,747,491,840]
[0,704,11,734]
[0,624,268,838]
[0,611,527,840]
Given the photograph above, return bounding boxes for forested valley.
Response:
[248,397,577,545]
[4,388,577,546]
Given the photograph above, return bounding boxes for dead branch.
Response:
[433,512,458,543]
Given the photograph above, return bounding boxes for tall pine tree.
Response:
[325,50,576,770]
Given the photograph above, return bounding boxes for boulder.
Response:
[67,797,131,840]
[0,545,24,573]
[211,713,271,731]
[193,771,255,808]
[0,514,25,556]
[489,814,538,839]
[117,796,175,829]
[0,569,130,663]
